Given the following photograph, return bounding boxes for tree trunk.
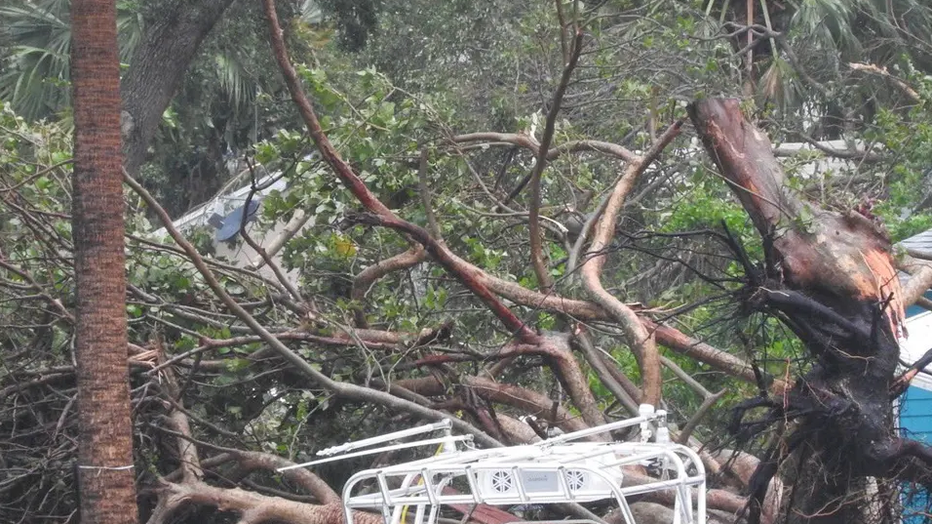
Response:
[71,0,137,521]
[120,0,236,174]
[690,98,932,524]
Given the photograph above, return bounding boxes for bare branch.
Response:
[161,372,203,484]
[234,162,306,305]
[647,321,789,395]
[579,120,683,406]
[676,389,725,444]
[451,132,540,153]
[899,255,932,307]
[448,133,636,206]
[149,481,380,524]
[228,450,340,504]
[418,147,442,240]
[848,62,920,103]
[572,329,639,415]
[529,29,585,292]
[246,209,310,271]
[549,139,636,162]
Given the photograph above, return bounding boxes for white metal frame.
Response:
[279,406,707,524]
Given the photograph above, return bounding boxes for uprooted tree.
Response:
[690,98,932,524]
[3,1,932,524]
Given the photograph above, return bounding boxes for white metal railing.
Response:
[279,405,707,524]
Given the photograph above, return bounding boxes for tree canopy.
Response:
[2,1,932,523]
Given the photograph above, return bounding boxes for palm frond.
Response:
[0,0,143,120]
[300,0,324,23]
[789,0,863,57]
[759,57,801,109]
[213,52,257,111]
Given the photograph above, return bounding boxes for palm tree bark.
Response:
[71,0,137,521]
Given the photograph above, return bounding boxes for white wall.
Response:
[903,312,932,391]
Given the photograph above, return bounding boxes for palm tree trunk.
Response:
[71,0,137,521]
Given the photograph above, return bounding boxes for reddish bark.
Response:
[150,481,381,524]
[690,99,904,333]
[263,1,607,426]
[262,0,536,344]
[527,30,584,293]
[646,322,789,395]
[690,98,930,524]
[71,0,137,521]
[441,487,521,524]
[579,121,683,406]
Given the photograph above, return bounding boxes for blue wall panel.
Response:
[901,385,932,522]
[901,385,932,443]
[905,291,932,318]
[898,238,932,521]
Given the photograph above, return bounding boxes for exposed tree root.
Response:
[691,98,932,524]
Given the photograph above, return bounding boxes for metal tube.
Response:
[279,435,470,471]
[536,415,654,446]
[390,473,419,524]
[464,466,484,504]
[317,419,452,456]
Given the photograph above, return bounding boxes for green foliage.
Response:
[869,71,932,241]
[0,0,142,121]
[6,1,932,519]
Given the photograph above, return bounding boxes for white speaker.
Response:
[477,467,604,499]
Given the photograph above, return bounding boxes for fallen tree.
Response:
[4,2,932,524]
[690,98,932,524]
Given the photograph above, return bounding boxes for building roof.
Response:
[151,170,287,238]
[900,229,932,254]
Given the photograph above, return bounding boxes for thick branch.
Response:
[161,372,203,484]
[228,450,341,504]
[121,0,236,174]
[351,246,427,327]
[848,62,920,103]
[450,134,635,163]
[647,321,789,395]
[149,481,379,524]
[452,132,540,153]
[579,121,683,406]
[549,140,636,162]
[425,258,776,390]
[899,255,932,307]
[689,98,904,333]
